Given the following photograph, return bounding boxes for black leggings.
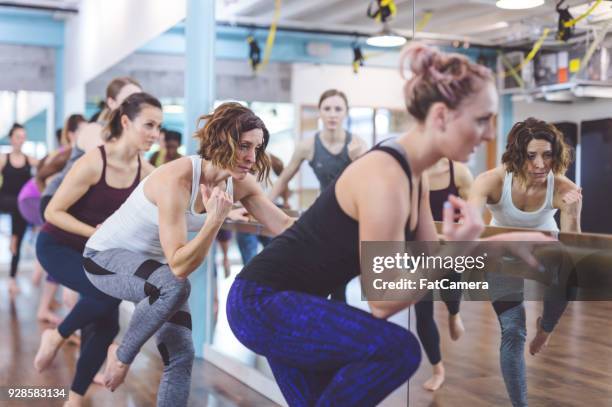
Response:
[414,271,462,365]
[0,195,28,278]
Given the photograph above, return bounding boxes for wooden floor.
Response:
[407,300,612,406]
[0,261,279,407]
[3,259,612,406]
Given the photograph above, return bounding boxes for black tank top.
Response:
[429,161,459,222]
[238,140,421,297]
[0,153,31,196]
[42,146,141,252]
[308,131,352,192]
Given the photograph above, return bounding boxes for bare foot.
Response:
[36,309,61,326]
[8,278,20,298]
[448,313,465,341]
[529,316,551,355]
[104,344,129,391]
[63,390,84,407]
[93,372,105,386]
[34,329,65,372]
[423,362,445,391]
[423,373,445,391]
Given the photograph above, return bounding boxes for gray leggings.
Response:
[83,248,194,407]
[488,273,568,407]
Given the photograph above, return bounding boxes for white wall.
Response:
[513,98,612,124]
[291,63,405,110]
[63,0,186,118]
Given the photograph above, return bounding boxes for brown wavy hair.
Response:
[195,102,270,182]
[501,117,573,184]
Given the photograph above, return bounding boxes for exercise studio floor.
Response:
[2,233,612,406]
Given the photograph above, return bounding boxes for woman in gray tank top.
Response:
[470,117,582,407]
[269,89,368,301]
[269,89,368,199]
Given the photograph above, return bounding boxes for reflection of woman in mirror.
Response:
[416,158,473,391]
[269,89,368,301]
[228,44,551,407]
[469,117,581,407]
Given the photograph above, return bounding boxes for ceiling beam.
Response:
[315,0,413,24]
[216,0,270,20]
[257,0,339,20]
[215,14,495,45]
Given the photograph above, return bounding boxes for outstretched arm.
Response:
[237,174,294,236]
[269,139,308,202]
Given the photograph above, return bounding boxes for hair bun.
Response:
[400,43,439,79]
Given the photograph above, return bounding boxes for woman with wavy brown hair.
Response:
[78,102,293,406]
[470,117,581,407]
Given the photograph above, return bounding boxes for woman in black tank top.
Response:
[0,123,38,297]
[227,45,551,406]
[415,158,474,391]
[34,93,159,406]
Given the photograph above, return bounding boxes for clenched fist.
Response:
[561,188,582,216]
[201,185,233,225]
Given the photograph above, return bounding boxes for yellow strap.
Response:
[501,28,550,78]
[256,0,282,73]
[416,11,433,32]
[499,52,525,88]
[563,0,602,28]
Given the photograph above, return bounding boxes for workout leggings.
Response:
[83,247,194,407]
[36,231,120,395]
[227,278,421,407]
[0,195,27,278]
[414,271,462,365]
[488,267,573,407]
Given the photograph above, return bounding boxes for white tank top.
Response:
[86,156,234,262]
[487,171,558,232]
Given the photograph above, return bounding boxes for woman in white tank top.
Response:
[81,103,294,406]
[470,117,582,407]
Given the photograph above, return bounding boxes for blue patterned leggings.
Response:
[227,278,421,407]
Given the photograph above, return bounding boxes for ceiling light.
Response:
[496,0,544,10]
[366,24,406,47]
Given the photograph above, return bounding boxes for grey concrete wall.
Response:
[0,44,55,92]
[86,53,292,103]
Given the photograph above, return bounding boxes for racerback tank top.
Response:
[308,131,353,192]
[42,145,142,251]
[488,171,558,231]
[238,139,421,297]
